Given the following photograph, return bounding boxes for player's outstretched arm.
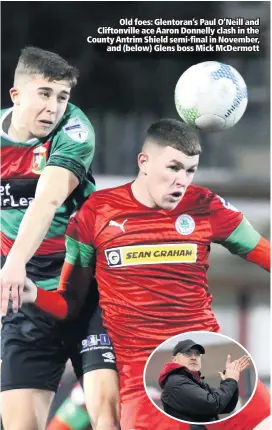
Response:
[1,112,95,315]
[241,236,270,271]
[23,196,96,319]
[210,194,270,272]
[222,222,270,272]
[0,166,80,315]
[9,165,79,262]
[23,262,93,319]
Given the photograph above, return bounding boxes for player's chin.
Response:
[34,127,53,138]
[163,197,182,210]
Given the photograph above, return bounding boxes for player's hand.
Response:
[0,260,26,315]
[23,277,38,304]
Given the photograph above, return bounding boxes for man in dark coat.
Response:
[159,339,250,424]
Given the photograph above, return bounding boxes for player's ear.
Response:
[138,153,149,175]
[10,87,21,105]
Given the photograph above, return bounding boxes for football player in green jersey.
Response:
[0,47,119,430]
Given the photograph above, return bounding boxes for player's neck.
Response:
[131,176,158,209]
[8,109,33,142]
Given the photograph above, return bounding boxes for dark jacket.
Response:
[159,363,239,423]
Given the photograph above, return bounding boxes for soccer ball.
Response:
[174,61,248,132]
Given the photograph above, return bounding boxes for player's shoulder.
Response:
[51,103,94,144]
[62,103,93,126]
[92,182,131,202]
[86,183,131,212]
[185,184,215,204]
[185,185,241,214]
[76,183,129,221]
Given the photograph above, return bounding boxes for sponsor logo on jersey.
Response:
[175,214,195,235]
[82,339,88,348]
[102,352,116,363]
[105,243,197,267]
[102,352,115,360]
[0,180,36,209]
[80,334,112,354]
[81,334,111,348]
[32,146,47,174]
[217,195,239,212]
[87,335,99,346]
[108,219,127,232]
[63,117,89,143]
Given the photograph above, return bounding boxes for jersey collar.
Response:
[0,107,39,144]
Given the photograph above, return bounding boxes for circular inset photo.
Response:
[144,331,257,425]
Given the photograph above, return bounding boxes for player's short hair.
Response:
[14,47,79,87]
[145,118,201,156]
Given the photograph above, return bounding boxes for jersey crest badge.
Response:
[32,146,47,174]
[175,214,195,235]
[63,117,89,143]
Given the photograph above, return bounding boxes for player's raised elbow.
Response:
[31,196,62,214]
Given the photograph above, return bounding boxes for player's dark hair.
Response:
[145,118,201,156]
[14,47,79,87]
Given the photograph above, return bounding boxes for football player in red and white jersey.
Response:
[23,119,270,430]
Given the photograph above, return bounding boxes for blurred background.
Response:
[1,1,270,428]
[145,332,257,421]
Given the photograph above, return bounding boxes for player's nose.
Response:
[45,97,58,113]
[176,170,188,187]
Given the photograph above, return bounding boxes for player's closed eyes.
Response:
[168,166,196,174]
[168,165,180,172]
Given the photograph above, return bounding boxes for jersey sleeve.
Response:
[65,193,97,267]
[210,194,261,255]
[34,195,97,319]
[47,106,95,183]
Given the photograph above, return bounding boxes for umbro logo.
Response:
[108,219,127,232]
[102,352,115,360]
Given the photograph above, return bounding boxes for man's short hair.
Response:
[145,118,201,156]
[14,46,79,87]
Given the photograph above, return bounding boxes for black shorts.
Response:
[1,282,116,393]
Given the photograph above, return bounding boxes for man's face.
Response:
[140,143,199,210]
[10,75,71,139]
[172,348,202,372]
